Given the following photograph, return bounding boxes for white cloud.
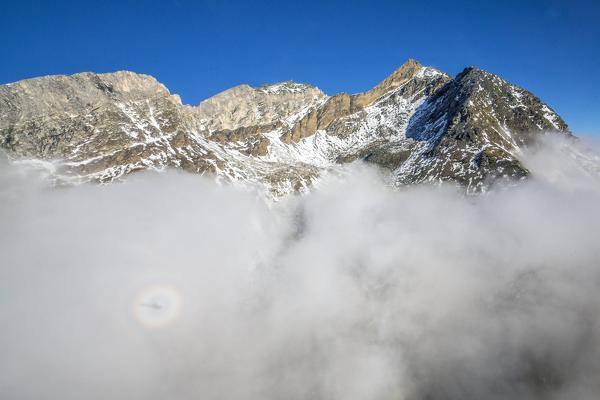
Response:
[1,136,599,400]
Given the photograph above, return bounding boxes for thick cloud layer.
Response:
[1,136,600,400]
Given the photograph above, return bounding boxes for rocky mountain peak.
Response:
[345,60,450,113]
[371,58,423,91]
[0,61,571,196]
[399,65,570,190]
[257,81,321,95]
[194,80,327,133]
[0,71,172,123]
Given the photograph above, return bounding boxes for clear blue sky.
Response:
[1,0,599,134]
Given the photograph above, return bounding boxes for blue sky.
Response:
[2,0,599,134]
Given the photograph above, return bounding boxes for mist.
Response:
[1,136,600,400]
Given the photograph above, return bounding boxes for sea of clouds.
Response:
[1,135,599,400]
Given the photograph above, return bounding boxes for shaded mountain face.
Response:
[0,60,569,195]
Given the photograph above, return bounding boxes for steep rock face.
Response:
[195,81,327,132]
[280,60,449,144]
[0,60,570,195]
[0,71,194,181]
[399,67,569,190]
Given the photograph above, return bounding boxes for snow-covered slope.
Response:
[0,59,569,195]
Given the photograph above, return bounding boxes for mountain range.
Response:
[0,59,570,195]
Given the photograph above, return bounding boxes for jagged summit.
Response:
[0,60,570,196]
[0,70,173,121]
[257,81,320,94]
[373,58,423,89]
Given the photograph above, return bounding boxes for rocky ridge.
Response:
[0,59,569,195]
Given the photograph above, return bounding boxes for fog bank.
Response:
[1,136,600,400]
